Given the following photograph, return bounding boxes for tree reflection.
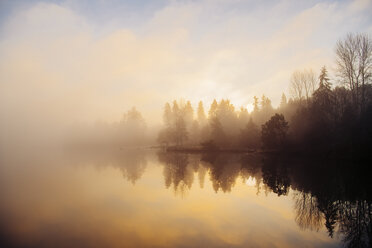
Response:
[157,152,262,194]
[293,191,322,231]
[158,152,194,196]
[261,156,290,196]
[157,151,372,247]
[338,200,372,248]
[66,147,147,184]
[115,149,147,184]
[201,153,242,193]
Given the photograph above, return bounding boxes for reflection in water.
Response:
[158,152,263,195]
[157,151,372,248]
[262,156,290,196]
[67,147,148,184]
[293,191,322,232]
[0,149,371,247]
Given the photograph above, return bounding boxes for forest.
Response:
[156,33,372,156]
[67,32,372,158]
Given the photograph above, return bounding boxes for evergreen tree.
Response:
[173,116,188,146]
[253,96,259,112]
[280,93,287,109]
[183,100,194,127]
[313,66,333,109]
[210,117,227,147]
[240,118,260,148]
[197,101,206,124]
[238,107,249,128]
[208,99,218,119]
[163,102,172,127]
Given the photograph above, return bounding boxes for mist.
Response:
[1,1,372,248]
[1,0,372,153]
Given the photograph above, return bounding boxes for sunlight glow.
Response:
[245,177,256,187]
[246,103,254,113]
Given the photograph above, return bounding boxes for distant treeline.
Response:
[157,33,372,155]
[66,107,149,147]
[66,33,372,156]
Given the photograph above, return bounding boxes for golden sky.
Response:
[0,0,371,127]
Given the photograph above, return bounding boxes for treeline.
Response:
[66,107,148,147]
[157,33,372,155]
[157,97,274,149]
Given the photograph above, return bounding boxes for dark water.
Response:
[0,148,371,248]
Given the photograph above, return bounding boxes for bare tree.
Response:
[290,69,316,101]
[303,69,317,101]
[290,70,304,100]
[335,33,372,114]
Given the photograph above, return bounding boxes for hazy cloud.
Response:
[0,0,371,134]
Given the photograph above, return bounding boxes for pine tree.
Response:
[210,117,227,147]
[280,93,287,109]
[163,102,172,127]
[313,66,334,115]
[197,101,206,124]
[253,96,259,112]
[208,99,218,119]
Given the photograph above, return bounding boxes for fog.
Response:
[1,0,371,152]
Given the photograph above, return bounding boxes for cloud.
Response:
[0,0,371,141]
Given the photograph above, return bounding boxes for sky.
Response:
[0,0,372,128]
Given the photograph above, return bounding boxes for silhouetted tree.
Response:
[290,69,316,102]
[313,66,333,111]
[261,114,289,149]
[335,33,372,115]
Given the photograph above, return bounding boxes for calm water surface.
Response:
[0,148,370,247]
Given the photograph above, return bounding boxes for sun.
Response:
[246,103,254,113]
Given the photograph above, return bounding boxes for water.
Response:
[0,148,370,247]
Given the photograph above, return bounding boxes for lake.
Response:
[0,148,370,247]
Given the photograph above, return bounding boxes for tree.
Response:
[173,116,188,146]
[335,33,372,114]
[290,69,316,102]
[290,70,304,100]
[120,107,147,145]
[253,96,259,112]
[210,117,227,147]
[261,114,289,149]
[313,66,334,117]
[261,95,273,113]
[216,99,238,136]
[163,102,172,127]
[279,93,287,109]
[240,118,260,149]
[182,100,194,128]
[303,69,317,101]
[208,99,218,119]
[172,100,180,118]
[189,120,200,144]
[197,101,206,124]
[238,107,249,128]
